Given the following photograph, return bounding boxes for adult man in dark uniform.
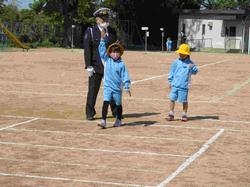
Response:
[84,8,120,120]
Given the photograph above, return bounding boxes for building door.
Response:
[229,26,236,49]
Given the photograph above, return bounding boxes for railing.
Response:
[224,38,242,52]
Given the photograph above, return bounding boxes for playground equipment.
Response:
[0,21,29,51]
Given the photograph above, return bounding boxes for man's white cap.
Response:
[93,7,111,18]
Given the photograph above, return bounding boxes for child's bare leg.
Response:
[167,100,175,121]
[169,100,175,113]
[181,102,188,121]
[183,102,188,113]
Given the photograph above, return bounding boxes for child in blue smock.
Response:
[167,44,198,121]
[98,30,131,128]
[166,37,172,52]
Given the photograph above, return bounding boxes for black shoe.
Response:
[87,116,95,121]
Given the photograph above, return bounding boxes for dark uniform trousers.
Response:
[86,73,103,118]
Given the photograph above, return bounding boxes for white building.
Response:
[178,9,250,52]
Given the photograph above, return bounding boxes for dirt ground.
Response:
[0,48,249,186]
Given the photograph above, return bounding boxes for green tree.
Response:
[201,0,250,9]
[0,4,19,23]
[31,0,79,47]
[0,0,6,13]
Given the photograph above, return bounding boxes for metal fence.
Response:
[224,38,242,52]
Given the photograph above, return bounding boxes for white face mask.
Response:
[99,22,109,30]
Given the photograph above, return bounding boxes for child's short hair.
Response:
[107,43,124,56]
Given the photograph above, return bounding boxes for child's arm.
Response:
[121,64,131,96]
[98,31,109,62]
[189,63,198,75]
[168,60,177,85]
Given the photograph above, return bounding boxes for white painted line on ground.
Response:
[0,89,212,103]
[212,77,250,102]
[0,81,85,88]
[0,157,162,173]
[0,114,102,124]
[131,74,169,84]
[153,124,250,133]
[203,118,250,125]
[8,128,205,142]
[0,90,86,97]
[198,59,230,69]
[0,59,232,99]
[131,59,231,85]
[0,118,38,131]
[157,128,224,187]
[123,96,212,103]
[1,114,249,132]
[0,172,154,187]
[153,124,216,131]
[0,141,189,158]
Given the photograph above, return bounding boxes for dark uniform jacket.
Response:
[83,25,117,75]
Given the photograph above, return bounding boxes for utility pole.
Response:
[160,28,164,52]
[71,25,75,51]
[141,27,149,52]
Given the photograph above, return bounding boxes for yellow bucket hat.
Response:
[176,44,191,55]
[107,42,124,56]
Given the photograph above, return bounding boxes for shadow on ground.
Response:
[123,112,161,118]
[188,115,219,121]
[99,120,158,129]
[124,120,158,126]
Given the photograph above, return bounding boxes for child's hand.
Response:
[188,64,194,69]
[125,89,131,97]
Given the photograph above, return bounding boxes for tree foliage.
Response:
[201,0,250,9]
[1,0,250,48]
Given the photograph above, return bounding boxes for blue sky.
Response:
[6,0,34,9]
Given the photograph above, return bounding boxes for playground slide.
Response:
[0,21,29,50]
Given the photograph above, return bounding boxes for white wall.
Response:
[178,15,243,49]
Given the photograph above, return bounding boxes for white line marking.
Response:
[131,59,230,84]
[0,81,85,88]
[0,157,162,173]
[0,172,154,187]
[0,118,38,131]
[1,114,250,132]
[0,59,232,99]
[8,128,205,142]
[123,96,212,103]
[212,77,250,102]
[204,118,250,125]
[198,59,230,69]
[0,90,86,97]
[0,141,189,158]
[157,128,224,187]
[132,74,168,84]
[0,90,212,103]
[153,124,250,133]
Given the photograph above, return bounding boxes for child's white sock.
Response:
[169,111,174,115]
[182,112,187,116]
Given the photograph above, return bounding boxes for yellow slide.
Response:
[0,21,29,50]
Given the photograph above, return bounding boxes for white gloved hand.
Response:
[87,66,95,77]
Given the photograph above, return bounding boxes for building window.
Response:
[182,24,185,34]
[202,24,205,35]
[229,26,236,37]
[208,22,213,30]
[225,27,229,36]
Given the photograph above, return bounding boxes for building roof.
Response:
[180,9,249,15]
[179,9,250,20]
